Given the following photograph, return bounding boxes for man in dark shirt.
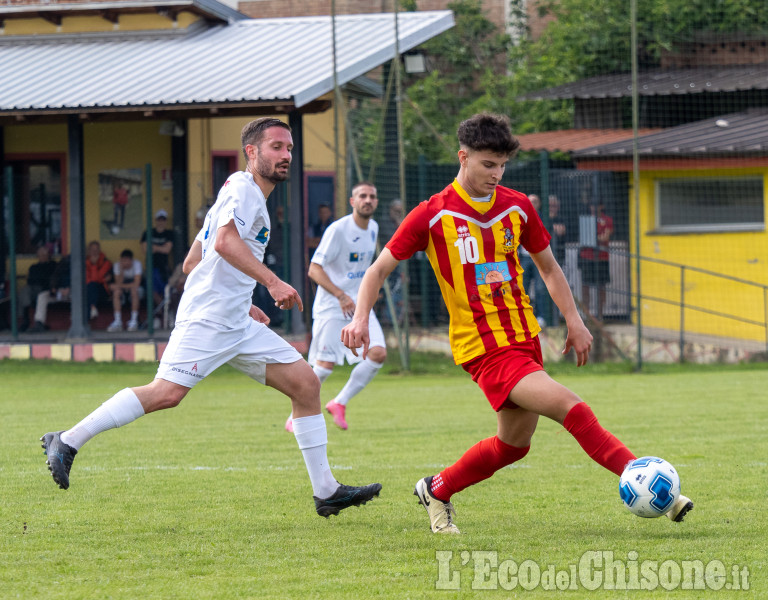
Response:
[19,246,58,331]
[141,209,174,305]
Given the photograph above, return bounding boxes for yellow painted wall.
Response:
[83,121,173,263]
[3,12,199,36]
[631,167,768,342]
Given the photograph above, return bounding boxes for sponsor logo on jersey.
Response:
[170,365,205,379]
[256,226,269,244]
[352,236,360,242]
[475,261,512,285]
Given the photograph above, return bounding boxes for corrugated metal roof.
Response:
[519,65,768,100]
[573,108,768,158]
[516,128,663,153]
[0,10,454,113]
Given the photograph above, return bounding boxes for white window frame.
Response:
[654,176,765,233]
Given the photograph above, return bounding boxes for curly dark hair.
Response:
[457,113,519,156]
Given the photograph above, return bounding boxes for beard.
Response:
[355,204,376,219]
[256,154,290,183]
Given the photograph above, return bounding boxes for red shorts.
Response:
[461,338,544,412]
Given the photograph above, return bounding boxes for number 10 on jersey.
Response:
[454,236,480,264]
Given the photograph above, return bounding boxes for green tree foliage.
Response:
[349,0,508,165]
[351,0,768,163]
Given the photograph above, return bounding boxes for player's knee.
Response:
[367,346,386,364]
[292,368,322,405]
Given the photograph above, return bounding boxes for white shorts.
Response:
[156,319,303,388]
[308,311,385,366]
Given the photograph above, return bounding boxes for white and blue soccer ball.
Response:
[619,457,681,518]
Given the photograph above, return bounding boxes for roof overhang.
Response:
[0,10,454,125]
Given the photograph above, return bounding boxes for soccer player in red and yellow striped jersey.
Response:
[341,113,693,533]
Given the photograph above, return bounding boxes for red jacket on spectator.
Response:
[86,252,112,292]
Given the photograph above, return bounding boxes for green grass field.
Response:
[1,356,766,599]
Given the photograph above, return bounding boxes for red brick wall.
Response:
[238,0,509,31]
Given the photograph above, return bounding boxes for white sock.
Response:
[312,365,333,384]
[334,358,383,406]
[130,311,138,322]
[292,414,338,498]
[60,388,145,451]
[113,312,121,322]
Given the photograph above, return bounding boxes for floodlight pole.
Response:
[631,0,642,371]
[331,0,342,202]
[394,3,410,372]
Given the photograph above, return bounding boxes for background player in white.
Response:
[285,182,387,432]
[40,118,381,518]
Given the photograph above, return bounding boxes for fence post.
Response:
[679,265,685,363]
[5,166,18,340]
[145,163,154,336]
[764,287,768,355]
[418,154,429,328]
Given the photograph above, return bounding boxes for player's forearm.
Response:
[353,258,393,321]
[308,263,345,299]
[183,241,203,274]
[217,232,279,288]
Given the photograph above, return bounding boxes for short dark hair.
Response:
[120,249,133,259]
[457,113,520,156]
[241,118,292,161]
[351,181,376,196]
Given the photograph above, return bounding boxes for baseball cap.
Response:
[155,209,168,219]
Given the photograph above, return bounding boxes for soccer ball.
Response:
[619,456,681,518]
[111,225,121,235]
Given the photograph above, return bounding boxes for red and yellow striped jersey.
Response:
[387,180,551,364]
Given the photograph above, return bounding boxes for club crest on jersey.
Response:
[502,227,515,253]
[349,252,360,262]
[255,226,269,244]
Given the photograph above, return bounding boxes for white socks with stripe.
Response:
[334,357,383,406]
[292,414,338,498]
[59,388,145,451]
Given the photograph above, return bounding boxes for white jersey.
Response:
[311,214,378,319]
[176,171,271,328]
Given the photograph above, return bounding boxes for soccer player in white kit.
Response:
[285,182,387,432]
[40,118,381,518]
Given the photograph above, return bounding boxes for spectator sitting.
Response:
[28,255,71,333]
[18,245,58,331]
[85,240,112,322]
[108,249,143,332]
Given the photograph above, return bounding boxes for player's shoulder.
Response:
[326,214,351,233]
[222,171,261,198]
[495,185,530,205]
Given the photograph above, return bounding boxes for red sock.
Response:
[563,402,636,476]
[430,436,529,502]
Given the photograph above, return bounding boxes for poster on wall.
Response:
[99,168,144,240]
